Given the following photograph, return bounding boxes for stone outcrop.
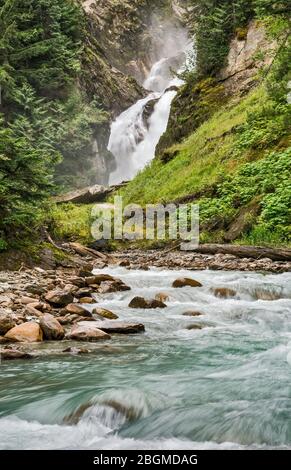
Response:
[217,20,277,95]
[53,185,112,205]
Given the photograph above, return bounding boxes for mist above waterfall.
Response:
[108,19,190,185]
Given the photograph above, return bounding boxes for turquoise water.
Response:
[1,268,291,449]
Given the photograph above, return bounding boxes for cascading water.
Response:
[1,267,291,449]
[108,31,190,185]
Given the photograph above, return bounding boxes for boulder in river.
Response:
[79,297,95,304]
[93,307,119,320]
[85,274,115,285]
[65,303,93,317]
[40,314,65,340]
[95,320,145,334]
[172,278,203,288]
[128,296,167,309]
[182,311,203,317]
[67,321,111,341]
[45,289,74,307]
[186,324,204,330]
[253,288,282,301]
[98,280,131,294]
[0,309,15,335]
[62,347,90,355]
[213,288,237,298]
[155,293,170,302]
[0,348,33,360]
[4,322,43,342]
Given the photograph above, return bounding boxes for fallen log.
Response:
[180,243,291,262]
[66,242,117,264]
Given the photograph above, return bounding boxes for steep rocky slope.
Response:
[157,20,278,156]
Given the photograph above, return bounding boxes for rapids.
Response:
[1,267,291,450]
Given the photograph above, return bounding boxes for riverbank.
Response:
[0,246,290,361]
[1,265,291,449]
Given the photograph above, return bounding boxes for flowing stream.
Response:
[108,37,190,185]
[1,267,291,450]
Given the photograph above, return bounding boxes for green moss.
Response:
[119,87,268,206]
[157,77,226,155]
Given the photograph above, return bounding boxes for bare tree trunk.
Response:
[181,244,291,262]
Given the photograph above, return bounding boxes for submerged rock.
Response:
[155,293,170,302]
[213,288,237,298]
[93,307,119,320]
[62,347,90,355]
[172,278,203,288]
[129,296,167,309]
[95,320,145,334]
[186,324,204,330]
[253,288,282,301]
[67,321,111,342]
[40,314,65,340]
[0,348,33,360]
[182,311,203,317]
[4,322,43,343]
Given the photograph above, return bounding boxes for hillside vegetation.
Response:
[117,1,291,246]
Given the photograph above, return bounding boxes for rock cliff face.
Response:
[217,20,277,95]
[157,20,277,157]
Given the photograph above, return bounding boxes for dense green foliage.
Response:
[119,4,291,247]
[0,0,290,252]
[0,0,107,249]
[189,0,254,77]
[188,0,290,78]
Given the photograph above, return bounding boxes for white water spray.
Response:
[108,28,190,185]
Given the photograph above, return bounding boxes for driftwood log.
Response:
[66,242,116,264]
[180,244,291,262]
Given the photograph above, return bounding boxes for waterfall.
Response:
[108,33,190,185]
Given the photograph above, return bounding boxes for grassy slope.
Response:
[48,83,290,248]
[119,87,267,205]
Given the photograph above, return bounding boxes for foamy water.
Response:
[1,268,291,449]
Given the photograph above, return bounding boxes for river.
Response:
[1,267,291,449]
